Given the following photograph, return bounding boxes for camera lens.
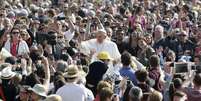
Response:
[16,59,21,63]
[115,80,121,85]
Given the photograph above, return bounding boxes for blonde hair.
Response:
[44,94,62,101]
[148,91,163,101]
[97,80,112,94]
[99,87,113,101]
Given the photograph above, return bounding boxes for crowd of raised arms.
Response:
[0,0,201,101]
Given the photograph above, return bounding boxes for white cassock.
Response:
[80,39,121,62]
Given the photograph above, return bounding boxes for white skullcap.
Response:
[95,29,107,36]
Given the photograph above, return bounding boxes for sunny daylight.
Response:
[0,0,201,101]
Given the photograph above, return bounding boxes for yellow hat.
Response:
[97,51,112,60]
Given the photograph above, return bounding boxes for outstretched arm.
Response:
[41,56,50,92]
[66,17,76,33]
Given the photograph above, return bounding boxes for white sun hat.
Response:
[0,66,16,79]
[28,84,47,97]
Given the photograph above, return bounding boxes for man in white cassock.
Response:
[80,29,121,62]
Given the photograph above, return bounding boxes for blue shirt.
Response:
[119,67,137,85]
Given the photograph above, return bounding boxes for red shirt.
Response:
[10,42,18,56]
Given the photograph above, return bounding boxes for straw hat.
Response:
[64,65,79,78]
[28,84,47,97]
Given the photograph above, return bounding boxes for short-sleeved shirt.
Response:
[56,83,87,101]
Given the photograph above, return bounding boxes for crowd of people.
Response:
[0,0,201,101]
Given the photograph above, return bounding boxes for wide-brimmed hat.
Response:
[17,9,29,17]
[0,66,16,79]
[64,65,79,78]
[97,51,112,60]
[28,84,47,97]
[0,63,11,71]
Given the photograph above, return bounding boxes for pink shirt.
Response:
[94,94,100,101]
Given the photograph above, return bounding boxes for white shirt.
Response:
[80,39,121,62]
[79,84,94,101]
[104,63,122,77]
[64,30,75,42]
[56,83,87,101]
[57,12,76,23]
[4,40,29,56]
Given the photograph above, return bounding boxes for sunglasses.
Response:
[64,7,68,9]
[179,34,187,37]
[80,32,85,34]
[82,20,87,23]
[147,28,152,31]
[20,34,26,36]
[57,36,64,38]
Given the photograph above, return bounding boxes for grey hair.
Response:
[56,60,68,73]
[155,25,164,33]
[129,86,143,101]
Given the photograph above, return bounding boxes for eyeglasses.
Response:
[147,28,152,31]
[12,32,20,34]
